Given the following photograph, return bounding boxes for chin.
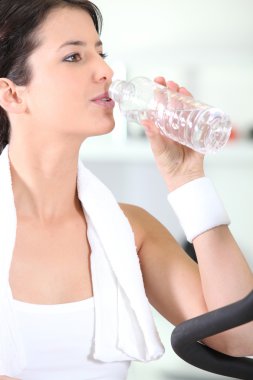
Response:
[94,118,116,136]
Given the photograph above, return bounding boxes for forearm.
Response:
[168,176,253,307]
[169,178,253,355]
[195,226,253,356]
[194,225,253,310]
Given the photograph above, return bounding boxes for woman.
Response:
[0,1,252,379]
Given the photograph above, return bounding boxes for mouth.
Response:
[91,91,115,109]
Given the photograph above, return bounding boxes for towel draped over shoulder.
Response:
[0,145,164,377]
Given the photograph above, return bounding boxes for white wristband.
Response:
[167,177,231,243]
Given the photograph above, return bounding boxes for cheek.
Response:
[27,73,114,133]
[50,81,90,115]
[28,78,85,117]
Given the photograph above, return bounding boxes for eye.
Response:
[64,53,82,62]
[99,52,108,60]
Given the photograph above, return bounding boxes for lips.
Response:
[91,92,115,109]
[91,92,111,101]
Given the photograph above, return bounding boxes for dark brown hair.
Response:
[0,0,102,154]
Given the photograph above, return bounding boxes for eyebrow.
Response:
[57,39,103,50]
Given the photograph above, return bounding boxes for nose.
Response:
[93,57,114,84]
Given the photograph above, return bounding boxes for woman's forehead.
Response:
[36,6,98,48]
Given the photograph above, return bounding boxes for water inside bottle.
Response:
[125,107,231,154]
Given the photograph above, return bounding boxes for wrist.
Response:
[164,171,205,192]
[167,177,231,243]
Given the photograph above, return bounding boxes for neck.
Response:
[8,139,84,223]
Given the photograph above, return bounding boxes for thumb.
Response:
[141,119,160,138]
[142,119,173,157]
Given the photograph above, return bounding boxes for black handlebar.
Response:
[171,290,253,379]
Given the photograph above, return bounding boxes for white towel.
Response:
[0,145,164,377]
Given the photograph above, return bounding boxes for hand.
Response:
[142,76,205,191]
[0,376,21,379]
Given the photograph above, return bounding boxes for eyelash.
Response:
[64,52,108,62]
[100,52,108,59]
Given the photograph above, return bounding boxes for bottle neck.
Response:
[109,80,135,103]
[109,80,124,102]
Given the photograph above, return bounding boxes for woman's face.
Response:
[24,6,115,140]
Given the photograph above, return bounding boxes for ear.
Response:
[0,78,27,115]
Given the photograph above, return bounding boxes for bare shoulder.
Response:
[119,202,175,252]
[118,203,147,251]
[119,202,166,230]
[119,202,152,225]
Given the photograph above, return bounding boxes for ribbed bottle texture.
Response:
[109,77,231,154]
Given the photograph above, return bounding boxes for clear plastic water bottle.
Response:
[109,77,232,154]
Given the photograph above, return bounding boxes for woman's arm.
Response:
[121,203,253,358]
[120,77,253,357]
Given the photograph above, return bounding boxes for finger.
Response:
[141,119,160,137]
[141,120,169,155]
[154,76,166,87]
[179,86,193,97]
[166,80,180,92]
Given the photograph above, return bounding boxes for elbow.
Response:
[223,343,253,358]
[203,329,253,358]
[222,324,253,357]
